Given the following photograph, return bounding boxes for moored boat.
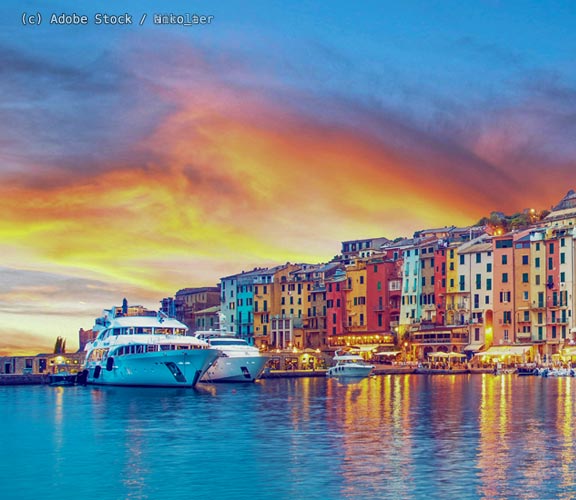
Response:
[326,350,374,378]
[193,331,268,382]
[48,372,78,386]
[83,300,219,387]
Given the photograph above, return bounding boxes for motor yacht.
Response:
[326,349,374,378]
[83,301,219,387]
[193,331,268,382]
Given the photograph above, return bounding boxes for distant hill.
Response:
[476,190,576,235]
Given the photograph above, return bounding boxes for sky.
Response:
[0,0,575,354]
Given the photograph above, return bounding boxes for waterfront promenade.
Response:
[0,364,426,385]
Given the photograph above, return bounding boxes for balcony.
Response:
[411,332,469,345]
[531,301,545,310]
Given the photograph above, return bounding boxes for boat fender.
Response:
[94,365,101,379]
[106,357,114,371]
[77,369,88,385]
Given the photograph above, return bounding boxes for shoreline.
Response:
[0,366,512,385]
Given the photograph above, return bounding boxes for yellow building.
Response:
[253,264,301,349]
[445,244,459,324]
[529,230,547,344]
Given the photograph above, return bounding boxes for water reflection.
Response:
[6,376,576,499]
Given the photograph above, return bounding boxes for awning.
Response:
[428,352,449,358]
[374,351,401,356]
[448,352,466,358]
[464,343,484,352]
[476,345,532,357]
[562,347,576,356]
[351,344,384,352]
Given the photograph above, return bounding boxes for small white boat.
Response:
[326,350,374,378]
[194,331,268,383]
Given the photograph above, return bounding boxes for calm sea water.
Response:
[1,374,575,500]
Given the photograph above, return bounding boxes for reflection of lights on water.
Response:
[478,374,511,499]
[558,378,574,491]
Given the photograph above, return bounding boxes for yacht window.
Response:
[210,339,247,346]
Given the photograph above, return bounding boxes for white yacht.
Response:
[83,301,219,387]
[326,350,374,378]
[193,331,268,383]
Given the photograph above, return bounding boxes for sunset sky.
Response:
[1,1,575,354]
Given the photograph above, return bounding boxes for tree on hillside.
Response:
[53,336,66,354]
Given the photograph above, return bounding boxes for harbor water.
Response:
[2,374,575,499]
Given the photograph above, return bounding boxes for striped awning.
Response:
[476,345,532,357]
[464,343,484,352]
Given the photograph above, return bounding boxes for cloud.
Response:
[0,328,55,356]
[1,31,576,353]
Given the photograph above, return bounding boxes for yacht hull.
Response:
[326,365,373,378]
[86,349,219,387]
[201,355,268,383]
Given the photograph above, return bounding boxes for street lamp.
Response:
[403,341,408,364]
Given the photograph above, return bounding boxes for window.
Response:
[487,263,492,273]
[549,242,555,254]
[486,279,492,291]
[522,273,529,283]
[459,255,465,265]
[502,255,508,265]
[502,273,508,283]
[359,276,364,284]
[561,253,566,265]
[535,275,541,285]
[535,257,540,268]
[561,272,566,283]
[548,257,553,270]
[522,255,529,265]
[496,239,513,249]
[476,254,481,263]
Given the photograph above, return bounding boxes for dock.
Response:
[0,374,49,386]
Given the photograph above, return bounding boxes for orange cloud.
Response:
[0,64,535,297]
